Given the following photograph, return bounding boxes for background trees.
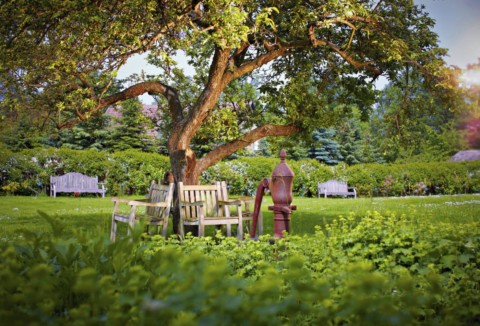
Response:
[1,0,453,189]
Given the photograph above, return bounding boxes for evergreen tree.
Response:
[308,128,343,165]
[336,117,363,165]
[108,98,157,152]
[56,113,113,150]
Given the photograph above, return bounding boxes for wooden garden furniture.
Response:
[217,181,263,237]
[178,181,244,239]
[110,182,174,240]
[50,172,106,197]
[317,179,357,198]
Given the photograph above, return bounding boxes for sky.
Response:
[118,0,480,103]
[416,0,480,85]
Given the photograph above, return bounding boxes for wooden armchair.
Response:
[178,181,243,239]
[110,182,174,241]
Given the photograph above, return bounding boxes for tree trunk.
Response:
[168,146,199,235]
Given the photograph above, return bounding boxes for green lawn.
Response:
[1,193,479,242]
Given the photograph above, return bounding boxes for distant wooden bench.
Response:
[50,172,106,197]
[318,180,356,198]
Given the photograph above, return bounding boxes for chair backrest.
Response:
[177,182,221,221]
[144,182,174,218]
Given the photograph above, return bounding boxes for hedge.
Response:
[1,146,479,197]
[0,147,170,196]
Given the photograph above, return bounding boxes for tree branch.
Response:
[194,124,300,175]
[227,45,288,80]
[177,46,231,144]
[96,81,182,122]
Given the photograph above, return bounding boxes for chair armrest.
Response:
[111,197,132,203]
[238,196,255,202]
[218,199,243,206]
[180,201,204,207]
[127,200,170,208]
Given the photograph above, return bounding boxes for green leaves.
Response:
[1,209,479,324]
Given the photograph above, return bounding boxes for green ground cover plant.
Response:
[0,194,479,325]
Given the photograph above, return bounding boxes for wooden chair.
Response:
[110,182,174,241]
[217,181,263,237]
[178,181,244,239]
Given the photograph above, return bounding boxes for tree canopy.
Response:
[1,0,453,184]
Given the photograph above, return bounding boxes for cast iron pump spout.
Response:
[250,149,296,239]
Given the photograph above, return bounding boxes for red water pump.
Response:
[250,149,296,238]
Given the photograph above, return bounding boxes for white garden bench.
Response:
[50,172,106,197]
[317,179,356,198]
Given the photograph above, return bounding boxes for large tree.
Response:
[371,64,466,162]
[1,0,450,185]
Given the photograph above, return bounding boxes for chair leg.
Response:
[236,221,243,240]
[179,221,185,238]
[110,219,117,241]
[162,219,168,238]
[258,212,263,235]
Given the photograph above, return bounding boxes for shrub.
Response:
[0,149,170,196]
[1,147,479,197]
[1,212,479,325]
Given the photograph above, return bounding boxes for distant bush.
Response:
[203,158,480,197]
[1,147,479,197]
[344,161,480,197]
[0,148,170,195]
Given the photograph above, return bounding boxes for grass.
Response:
[0,193,479,242]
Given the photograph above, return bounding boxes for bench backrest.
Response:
[51,172,99,190]
[319,180,348,193]
[178,182,222,222]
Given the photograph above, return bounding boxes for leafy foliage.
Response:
[0,147,170,196]
[1,148,479,197]
[370,66,468,162]
[0,0,454,183]
[0,210,478,325]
